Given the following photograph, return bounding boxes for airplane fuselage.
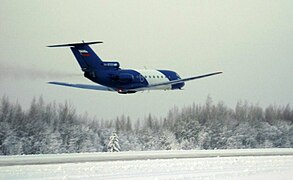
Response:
[84,69,185,93]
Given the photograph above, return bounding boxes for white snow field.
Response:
[0,149,293,180]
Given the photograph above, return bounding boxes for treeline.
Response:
[0,96,292,155]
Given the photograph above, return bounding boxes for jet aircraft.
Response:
[47,41,222,94]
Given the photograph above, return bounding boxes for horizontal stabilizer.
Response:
[47,41,103,48]
[48,82,115,92]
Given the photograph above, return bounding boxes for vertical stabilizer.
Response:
[47,41,104,70]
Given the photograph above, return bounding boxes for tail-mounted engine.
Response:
[111,73,134,83]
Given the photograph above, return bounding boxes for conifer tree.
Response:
[107,132,121,152]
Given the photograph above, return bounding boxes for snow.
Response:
[1,149,293,179]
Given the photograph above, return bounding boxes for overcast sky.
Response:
[1,0,292,120]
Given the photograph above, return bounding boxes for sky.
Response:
[0,0,292,120]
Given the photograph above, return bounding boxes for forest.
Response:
[0,96,292,155]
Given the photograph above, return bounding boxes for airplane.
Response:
[47,41,222,94]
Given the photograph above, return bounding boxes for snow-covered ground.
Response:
[1,149,293,179]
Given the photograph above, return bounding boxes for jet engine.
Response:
[117,73,134,82]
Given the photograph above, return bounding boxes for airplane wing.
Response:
[48,82,115,92]
[131,71,222,91]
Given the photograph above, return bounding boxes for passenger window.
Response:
[149,76,151,78]
[153,76,155,78]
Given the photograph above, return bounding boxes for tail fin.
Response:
[47,41,104,71]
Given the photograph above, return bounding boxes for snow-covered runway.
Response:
[1,149,293,179]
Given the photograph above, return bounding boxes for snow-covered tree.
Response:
[158,130,179,150]
[107,132,121,152]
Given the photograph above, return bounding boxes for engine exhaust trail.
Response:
[0,63,80,80]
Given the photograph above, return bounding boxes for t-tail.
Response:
[47,41,104,71]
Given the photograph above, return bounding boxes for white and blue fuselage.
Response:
[84,68,184,93]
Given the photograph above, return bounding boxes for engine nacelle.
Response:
[117,73,134,82]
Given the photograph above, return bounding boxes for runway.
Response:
[1,148,293,166]
[1,149,293,179]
